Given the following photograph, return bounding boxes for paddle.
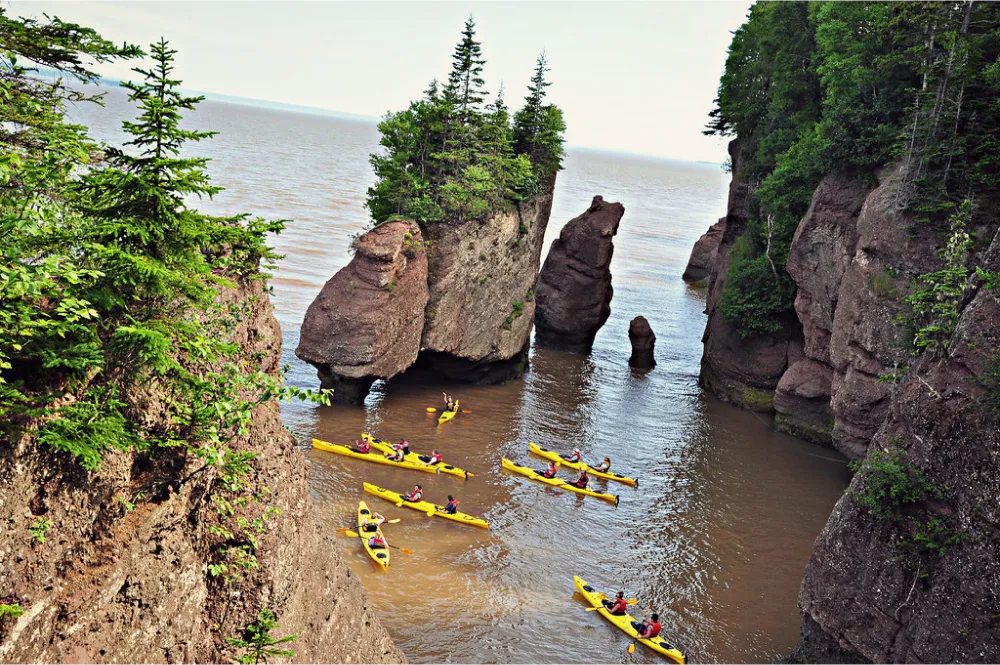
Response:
[336,519,400,532]
[627,603,654,654]
[343,529,414,555]
[586,598,639,611]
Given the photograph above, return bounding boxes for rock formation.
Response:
[298,180,556,399]
[795,232,1000,663]
[534,195,625,352]
[698,141,803,412]
[0,278,403,663]
[627,316,656,369]
[296,220,428,404]
[682,217,725,283]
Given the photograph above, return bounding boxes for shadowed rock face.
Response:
[296,220,429,404]
[534,195,625,353]
[627,316,656,369]
[682,217,725,283]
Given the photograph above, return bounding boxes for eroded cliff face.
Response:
[795,233,1000,664]
[0,279,403,664]
[699,141,804,412]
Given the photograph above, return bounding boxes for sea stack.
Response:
[534,196,625,353]
[296,220,429,404]
[628,316,656,369]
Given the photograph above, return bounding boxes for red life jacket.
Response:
[359,442,370,453]
[610,598,628,614]
[576,472,589,486]
[407,490,422,501]
[430,453,443,464]
[643,621,661,639]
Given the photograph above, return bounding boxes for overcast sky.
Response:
[9,1,751,162]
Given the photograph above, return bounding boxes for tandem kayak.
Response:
[500,458,619,505]
[362,433,473,479]
[312,439,438,474]
[529,442,638,487]
[574,575,685,663]
[363,482,490,529]
[358,500,389,570]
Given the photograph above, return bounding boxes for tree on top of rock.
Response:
[444,15,488,122]
[513,52,565,180]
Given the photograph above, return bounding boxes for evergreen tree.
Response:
[225,608,297,665]
[513,53,553,167]
[444,15,488,121]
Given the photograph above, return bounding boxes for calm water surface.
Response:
[73,86,851,663]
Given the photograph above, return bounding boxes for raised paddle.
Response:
[586,598,639,611]
[343,530,414,555]
[336,518,400,532]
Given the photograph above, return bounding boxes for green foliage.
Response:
[904,517,962,557]
[718,237,797,337]
[978,351,1000,418]
[902,201,974,354]
[0,604,24,621]
[503,300,525,330]
[28,517,53,544]
[225,608,297,665]
[849,448,941,521]
[706,1,1000,338]
[366,19,564,228]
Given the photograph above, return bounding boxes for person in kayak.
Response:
[399,439,411,455]
[593,457,612,472]
[360,512,384,533]
[385,446,405,462]
[562,448,582,463]
[443,495,459,514]
[632,613,661,639]
[368,533,387,549]
[569,468,589,489]
[419,449,443,466]
[402,485,423,502]
[352,438,371,454]
[536,461,558,479]
[443,392,456,411]
[601,591,629,616]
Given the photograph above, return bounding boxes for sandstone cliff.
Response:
[0,278,403,663]
[296,221,428,404]
[534,195,624,353]
[298,180,555,400]
[682,217,725,283]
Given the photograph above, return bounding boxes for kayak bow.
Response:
[529,442,638,487]
[574,575,685,663]
[363,482,490,529]
[500,458,619,505]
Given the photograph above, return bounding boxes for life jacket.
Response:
[643,621,661,639]
[445,501,458,514]
[543,466,557,478]
[576,472,589,487]
[568,452,581,462]
[358,441,370,453]
[430,453,443,464]
[370,536,386,547]
[609,598,628,614]
[407,490,422,501]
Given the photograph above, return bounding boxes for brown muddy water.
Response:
[73,85,852,663]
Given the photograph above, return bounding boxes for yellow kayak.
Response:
[529,442,638,487]
[438,407,459,424]
[312,439,437,474]
[363,482,489,529]
[500,458,619,505]
[362,433,473,479]
[574,575,685,663]
[357,500,389,570]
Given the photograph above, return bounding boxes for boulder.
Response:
[682,217,725,283]
[773,358,834,446]
[534,195,625,352]
[628,316,656,369]
[296,220,428,404]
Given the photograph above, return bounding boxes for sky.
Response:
[8,1,752,162]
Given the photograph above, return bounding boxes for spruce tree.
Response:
[444,15,488,121]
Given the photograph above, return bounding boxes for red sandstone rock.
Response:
[534,196,625,353]
[682,217,725,282]
[628,316,656,369]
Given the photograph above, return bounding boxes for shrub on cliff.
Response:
[366,17,565,228]
[706,1,1000,338]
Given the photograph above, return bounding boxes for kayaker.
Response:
[420,449,444,466]
[602,591,628,616]
[632,613,662,639]
[443,392,455,411]
[562,448,582,463]
[368,533,387,549]
[569,468,590,489]
[444,495,459,514]
[399,439,411,455]
[353,438,371,454]
[536,461,558,479]
[593,457,612,472]
[385,446,405,462]
[402,485,423,502]
[360,512,384,533]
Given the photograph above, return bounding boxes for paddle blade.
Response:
[426,510,436,517]
[344,530,359,538]
[336,526,352,532]
[585,606,601,612]
[387,518,401,524]
[628,598,639,605]
[400,547,414,555]
[628,643,636,655]
[426,407,437,412]
[396,502,404,507]
[462,409,472,414]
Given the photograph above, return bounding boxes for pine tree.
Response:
[513,52,551,162]
[444,15,488,122]
[225,608,297,665]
